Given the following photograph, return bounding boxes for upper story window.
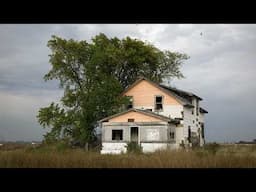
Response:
[155,96,163,111]
[127,96,133,109]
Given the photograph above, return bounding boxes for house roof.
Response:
[121,77,194,107]
[200,107,208,113]
[159,84,202,101]
[98,108,179,123]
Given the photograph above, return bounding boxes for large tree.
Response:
[37,33,189,148]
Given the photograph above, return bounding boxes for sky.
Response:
[0,24,256,143]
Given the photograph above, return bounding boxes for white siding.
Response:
[141,143,179,153]
[101,142,127,154]
[134,105,183,119]
[175,126,184,144]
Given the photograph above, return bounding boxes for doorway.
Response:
[130,127,139,143]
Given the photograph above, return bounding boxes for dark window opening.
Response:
[112,130,123,141]
[127,96,133,109]
[128,118,134,122]
[192,110,194,115]
[170,132,175,139]
[155,96,163,110]
[188,126,191,142]
[201,123,204,139]
[181,111,184,118]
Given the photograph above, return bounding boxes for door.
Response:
[130,127,139,143]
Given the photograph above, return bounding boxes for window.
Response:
[128,118,134,122]
[188,126,191,142]
[201,123,205,139]
[127,96,133,109]
[170,132,175,139]
[155,96,163,111]
[193,120,195,124]
[112,130,123,141]
[181,111,184,118]
[192,110,194,115]
[146,109,152,111]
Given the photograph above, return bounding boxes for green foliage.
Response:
[126,142,143,154]
[37,33,189,147]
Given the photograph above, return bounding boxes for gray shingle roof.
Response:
[98,108,179,123]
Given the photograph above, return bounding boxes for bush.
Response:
[204,142,220,155]
[126,142,142,154]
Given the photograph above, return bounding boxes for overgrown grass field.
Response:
[1,143,256,168]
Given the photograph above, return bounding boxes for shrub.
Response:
[204,142,220,155]
[126,142,142,154]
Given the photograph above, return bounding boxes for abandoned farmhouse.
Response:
[99,77,208,154]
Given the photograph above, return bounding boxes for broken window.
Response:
[201,123,204,139]
[188,126,191,142]
[170,132,175,139]
[155,96,163,111]
[112,130,123,141]
[127,96,133,109]
[128,118,134,122]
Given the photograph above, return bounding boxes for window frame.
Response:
[112,130,123,141]
[127,96,133,109]
[154,95,164,111]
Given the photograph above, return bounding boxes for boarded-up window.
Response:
[128,118,134,122]
[155,96,163,110]
[112,130,123,141]
[147,129,160,141]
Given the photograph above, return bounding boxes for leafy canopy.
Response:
[37,33,189,146]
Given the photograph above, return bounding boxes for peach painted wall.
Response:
[109,111,162,122]
[124,80,181,107]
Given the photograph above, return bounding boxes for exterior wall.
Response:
[182,97,205,146]
[134,105,183,119]
[108,111,162,122]
[101,142,127,154]
[199,112,205,146]
[175,125,184,145]
[141,143,180,153]
[124,79,182,108]
[102,122,169,142]
[100,121,180,154]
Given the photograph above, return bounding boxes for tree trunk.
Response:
[84,142,89,151]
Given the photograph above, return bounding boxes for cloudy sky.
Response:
[0,24,255,143]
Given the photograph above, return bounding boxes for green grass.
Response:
[0,143,256,168]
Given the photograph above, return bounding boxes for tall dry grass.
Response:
[0,144,256,168]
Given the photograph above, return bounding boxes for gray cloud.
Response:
[0,24,255,142]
